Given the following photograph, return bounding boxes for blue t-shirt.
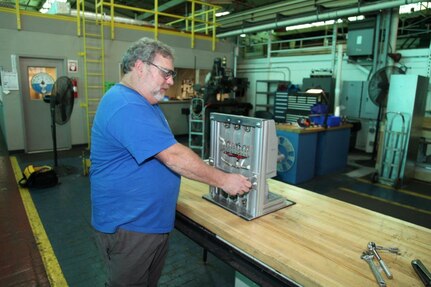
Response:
[90,84,180,234]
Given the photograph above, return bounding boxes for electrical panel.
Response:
[341,81,362,118]
[340,81,378,120]
[346,19,375,57]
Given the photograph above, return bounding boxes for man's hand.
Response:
[156,143,252,195]
[220,173,252,196]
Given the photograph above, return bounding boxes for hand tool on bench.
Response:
[361,252,386,287]
[368,242,393,279]
[375,245,400,255]
[411,259,431,287]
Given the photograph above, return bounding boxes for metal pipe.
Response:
[334,44,343,116]
[389,8,400,66]
[427,38,431,79]
[382,10,392,68]
[236,66,291,81]
[217,0,423,38]
[267,35,272,60]
[330,23,338,71]
[236,69,287,81]
[233,37,239,78]
[371,13,381,79]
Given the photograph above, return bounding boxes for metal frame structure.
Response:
[204,113,294,220]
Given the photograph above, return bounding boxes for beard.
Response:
[152,91,165,101]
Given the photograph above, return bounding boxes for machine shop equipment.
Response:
[203,57,248,104]
[203,113,295,220]
[189,57,252,158]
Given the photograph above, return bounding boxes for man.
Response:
[90,37,251,287]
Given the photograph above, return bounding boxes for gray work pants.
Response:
[95,228,170,287]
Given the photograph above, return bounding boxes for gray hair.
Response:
[121,37,175,75]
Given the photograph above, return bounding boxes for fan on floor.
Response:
[43,76,74,171]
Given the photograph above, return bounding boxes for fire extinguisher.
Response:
[71,78,78,98]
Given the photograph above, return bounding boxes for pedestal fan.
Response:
[368,66,405,107]
[43,76,75,174]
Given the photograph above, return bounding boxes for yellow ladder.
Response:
[189,98,206,159]
[77,0,105,149]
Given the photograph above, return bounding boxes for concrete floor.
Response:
[1,133,430,286]
[8,148,236,287]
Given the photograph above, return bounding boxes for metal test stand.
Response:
[203,113,294,220]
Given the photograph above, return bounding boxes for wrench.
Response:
[375,245,400,255]
[368,242,393,279]
[361,252,386,287]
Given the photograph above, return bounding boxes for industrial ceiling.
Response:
[1,0,430,47]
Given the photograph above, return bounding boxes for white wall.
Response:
[238,48,431,110]
[0,11,235,151]
[238,47,430,152]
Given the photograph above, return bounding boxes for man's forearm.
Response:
[157,143,224,188]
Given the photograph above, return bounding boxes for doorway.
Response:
[19,57,71,153]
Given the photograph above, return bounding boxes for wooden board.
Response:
[177,178,431,287]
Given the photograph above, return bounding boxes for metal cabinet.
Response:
[341,81,362,118]
[340,80,378,120]
[254,80,290,114]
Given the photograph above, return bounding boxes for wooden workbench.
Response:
[176,178,431,287]
[275,123,353,133]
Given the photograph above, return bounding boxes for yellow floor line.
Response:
[339,187,431,215]
[356,177,431,201]
[10,156,68,287]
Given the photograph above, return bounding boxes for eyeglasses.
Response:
[146,61,177,79]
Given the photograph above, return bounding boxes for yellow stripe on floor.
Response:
[339,187,431,215]
[356,178,431,201]
[10,156,68,287]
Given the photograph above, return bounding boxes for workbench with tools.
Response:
[175,177,431,287]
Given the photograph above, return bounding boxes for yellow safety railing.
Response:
[3,1,220,50]
[97,0,221,50]
[14,0,21,30]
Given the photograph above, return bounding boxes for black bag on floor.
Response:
[19,165,59,189]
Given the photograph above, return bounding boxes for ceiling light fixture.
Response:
[285,19,342,31]
[347,15,365,21]
[215,11,230,17]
